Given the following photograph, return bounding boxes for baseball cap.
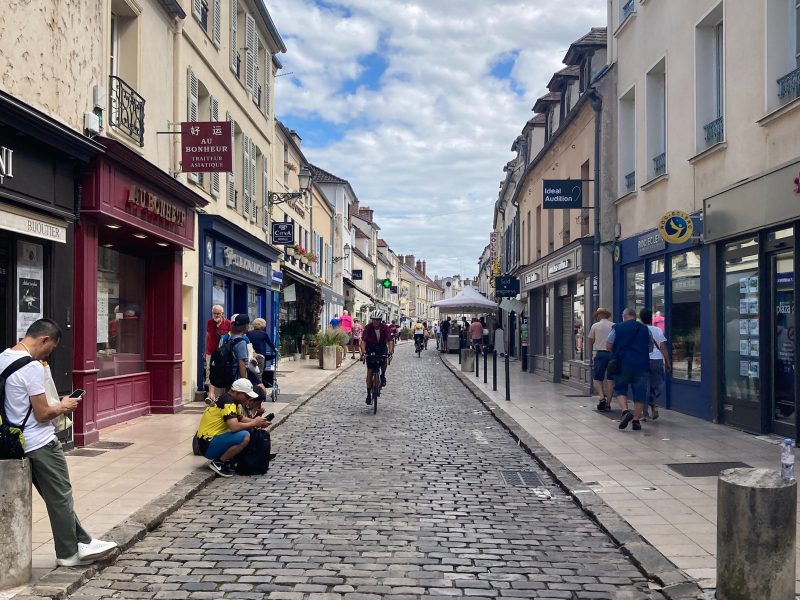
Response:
[230,378,259,398]
[231,313,250,332]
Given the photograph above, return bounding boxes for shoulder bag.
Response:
[0,356,36,460]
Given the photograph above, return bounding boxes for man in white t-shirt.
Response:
[639,308,672,420]
[1,319,117,567]
[587,308,615,411]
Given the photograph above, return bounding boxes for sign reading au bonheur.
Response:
[181,121,233,172]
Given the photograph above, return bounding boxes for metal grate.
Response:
[666,461,751,478]
[501,470,545,487]
[91,441,134,450]
[67,449,107,458]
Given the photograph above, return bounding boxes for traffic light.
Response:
[381,278,392,289]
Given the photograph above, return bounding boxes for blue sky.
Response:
[269,0,607,278]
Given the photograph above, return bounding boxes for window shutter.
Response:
[242,132,250,219]
[209,97,220,197]
[264,51,271,114]
[226,112,236,208]
[230,0,238,72]
[250,139,257,224]
[187,68,199,183]
[245,14,256,94]
[253,38,261,104]
[212,0,222,46]
[192,0,202,21]
[262,153,269,231]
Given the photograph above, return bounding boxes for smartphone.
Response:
[265,412,275,421]
[69,389,86,398]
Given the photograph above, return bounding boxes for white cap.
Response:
[230,378,259,398]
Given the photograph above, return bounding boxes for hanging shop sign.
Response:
[543,179,582,210]
[352,269,363,281]
[127,185,187,227]
[181,121,233,172]
[658,210,694,244]
[271,221,295,245]
[0,145,14,185]
[637,231,666,257]
[490,232,497,261]
[495,276,520,297]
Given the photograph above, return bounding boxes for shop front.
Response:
[705,159,800,437]
[344,277,375,323]
[320,285,345,329]
[197,214,280,389]
[614,216,711,419]
[523,238,592,389]
[74,138,206,446]
[280,267,321,355]
[0,92,103,446]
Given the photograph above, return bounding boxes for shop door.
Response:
[232,282,247,317]
[770,251,795,437]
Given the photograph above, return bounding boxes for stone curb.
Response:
[12,358,360,600]
[440,354,705,600]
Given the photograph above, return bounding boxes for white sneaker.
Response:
[56,552,94,568]
[77,538,117,561]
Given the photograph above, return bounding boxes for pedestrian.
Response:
[329,314,340,329]
[588,308,615,412]
[440,317,451,353]
[433,320,441,349]
[469,317,483,350]
[204,305,230,397]
[639,308,671,420]
[351,318,364,359]
[606,308,654,431]
[2,319,117,566]
[339,309,353,353]
[212,314,250,399]
[247,318,278,391]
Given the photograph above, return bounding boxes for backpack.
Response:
[235,428,271,475]
[208,337,246,389]
[0,356,35,460]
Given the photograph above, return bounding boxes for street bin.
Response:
[460,348,475,372]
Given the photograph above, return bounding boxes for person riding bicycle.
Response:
[360,310,394,406]
[413,320,425,351]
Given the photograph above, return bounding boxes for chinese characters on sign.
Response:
[181,121,233,173]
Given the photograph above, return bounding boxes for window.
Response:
[212,276,227,312]
[191,0,209,32]
[767,0,800,107]
[230,0,239,75]
[695,4,725,149]
[646,58,667,179]
[620,0,635,25]
[618,86,636,195]
[96,247,145,379]
[671,250,702,381]
[624,263,645,315]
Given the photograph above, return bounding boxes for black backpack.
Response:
[235,428,271,475]
[208,337,246,389]
[0,356,35,459]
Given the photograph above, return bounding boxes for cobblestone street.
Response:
[68,344,658,600]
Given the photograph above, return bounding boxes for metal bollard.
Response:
[504,353,510,401]
[483,348,488,384]
[492,351,497,391]
[475,345,479,378]
[458,337,463,364]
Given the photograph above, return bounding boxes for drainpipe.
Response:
[587,88,603,318]
[172,19,184,178]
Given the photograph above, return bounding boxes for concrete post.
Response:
[717,467,796,600]
[460,349,474,373]
[0,459,32,589]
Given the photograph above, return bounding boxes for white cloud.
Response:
[269,0,606,278]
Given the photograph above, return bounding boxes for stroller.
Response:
[260,353,280,403]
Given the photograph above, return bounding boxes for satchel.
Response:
[0,356,36,460]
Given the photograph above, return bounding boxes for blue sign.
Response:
[543,179,583,210]
[271,270,283,286]
[352,269,363,280]
[271,221,294,245]
[390,285,398,294]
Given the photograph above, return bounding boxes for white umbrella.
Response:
[431,286,498,314]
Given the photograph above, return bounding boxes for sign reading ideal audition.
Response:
[271,222,295,245]
[543,179,583,209]
[495,276,520,297]
[181,121,233,172]
[658,210,694,244]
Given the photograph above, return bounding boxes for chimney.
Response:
[406,254,415,268]
[351,198,360,214]
[422,260,427,276]
[358,206,374,222]
[415,260,423,274]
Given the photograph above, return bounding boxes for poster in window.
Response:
[97,288,109,344]
[739,277,748,293]
[749,361,760,379]
[749,339,759,357]
[748,299,759,315]
[739,340,749,356]
[748,318,759,335]
[16,241,44,341]
[748,276,759,293]
[739,319,749,335]
[739,299,749,314]
[740,360,750,377]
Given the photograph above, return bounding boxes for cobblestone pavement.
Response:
[68,344,660,600]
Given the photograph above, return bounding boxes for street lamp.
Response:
[268,165,312,208]
[332,243,351,263]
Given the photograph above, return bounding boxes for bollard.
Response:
[0,459,32,589]
[458,337,463,365]
[717,467,796,600]
[504,353,511,401]
[483,349,487,384]
[492,351,497,391]
[460,348,475,372]
[475,346,480,378]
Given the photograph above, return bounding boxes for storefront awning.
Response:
[283,267,320,290]
[344,277,374,301]
[320,285,345,306]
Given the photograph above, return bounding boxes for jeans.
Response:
[204,430,248,460]
[27,439,92,559]
[648,359,666,407]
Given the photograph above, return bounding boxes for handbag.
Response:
[607,324,645,377]
[0,356,36,460]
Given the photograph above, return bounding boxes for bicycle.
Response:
[365,352,385,414]
[414,335,424,357]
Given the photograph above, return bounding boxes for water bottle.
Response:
[781,438,795,482]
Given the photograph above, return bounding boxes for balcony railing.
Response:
[625,171,636,191]
[704,116,724,145]
[778,66,800,101]
[621,0,635,21]
[109,75,145,147]
[653,152,666,176]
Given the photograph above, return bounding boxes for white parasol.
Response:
[431,286,498,314]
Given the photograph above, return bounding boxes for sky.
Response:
[269,0,606,279]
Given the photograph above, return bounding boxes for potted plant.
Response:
[286,246,296,257]
[316,327,348,370]
[400,327,412,340]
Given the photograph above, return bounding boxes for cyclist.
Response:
[413,320,425,352]
[360,310,394,405]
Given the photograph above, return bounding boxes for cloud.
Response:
[269,0,606,277]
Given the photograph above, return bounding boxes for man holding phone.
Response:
[1,319,117,566]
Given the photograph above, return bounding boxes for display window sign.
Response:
[548,259,570,275]
[524,272,540,285]
[181,121,233,173]
[16,241,43,341]
[127,185,187,228]
[214,244,268,278]
[658,210,694,244]
[543,179,583,209]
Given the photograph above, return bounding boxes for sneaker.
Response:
[77,539,117,562]
[56,552,94,568]
[651,405,659,420]
[209,460,234,478]
[596,399,611,412]
[365,394,372,406]
[618,410,634,430]
[632,420,642,431]
[380,375,387,387]
[269,453,277,461]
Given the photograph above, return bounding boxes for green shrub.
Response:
[316,326,350,347]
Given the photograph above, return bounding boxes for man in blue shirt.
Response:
[606,308,653,431]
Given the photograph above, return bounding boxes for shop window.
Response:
[573,282,586,361]
[670,250,702,381]
[96,247,145,378]
[624,263,645,315]
[544,297,550,356]
[212,276,227,314]
[247,285,260,323]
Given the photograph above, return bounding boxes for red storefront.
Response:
[72,138,206,446]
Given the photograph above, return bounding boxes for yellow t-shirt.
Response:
[196,402,241,440]
[414,323,424,333]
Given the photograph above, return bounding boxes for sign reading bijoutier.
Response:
[181,121,233,172]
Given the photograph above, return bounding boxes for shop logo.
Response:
[548,259,570,275]
[793,173,800,194]
[658,210,694,245]
[0,146,14,185]
[223,246,267,277]
[127,186,187,227]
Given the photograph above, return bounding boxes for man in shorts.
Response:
[606,308,653,431]
[588,308,614,411]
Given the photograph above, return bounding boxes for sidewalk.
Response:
[443,351,798,593]
[2,356,351,599]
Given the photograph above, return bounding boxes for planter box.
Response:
[322,346,337,370]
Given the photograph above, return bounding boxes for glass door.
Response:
[771,251,795,437]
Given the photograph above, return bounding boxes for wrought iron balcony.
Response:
[778,66,800,101]
[653,152,666,176]
[109,75,145,147]
[625,171,636,191]
[703,116,724,145]
[621,0,635,21]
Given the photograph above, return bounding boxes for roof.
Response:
[547,65,580,90]
[377,239,388,247]
[254,0,287,53]
[522,113,546,135]
[309,164,349,185]
[564,27,607,65]
[532,92,561,113]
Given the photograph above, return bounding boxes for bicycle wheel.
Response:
[371,369,380,414]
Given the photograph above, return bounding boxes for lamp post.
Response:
[332,243,351,263]
[268,165,312,209]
